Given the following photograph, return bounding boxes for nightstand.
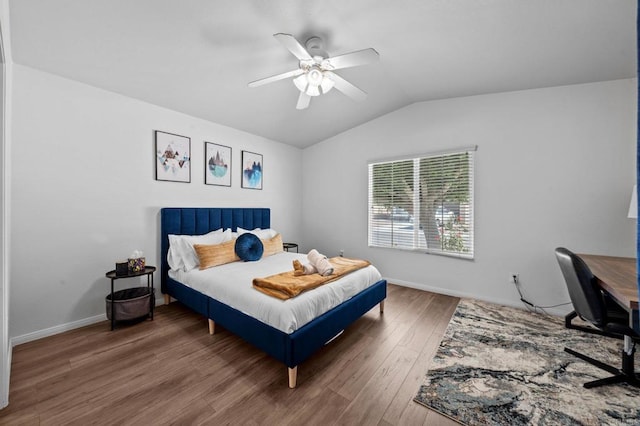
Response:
[105,266,156,330]
[283,242,298,253]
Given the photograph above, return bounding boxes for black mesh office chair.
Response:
[555,247,639,388]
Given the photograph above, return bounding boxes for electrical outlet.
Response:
[510,273,519,285]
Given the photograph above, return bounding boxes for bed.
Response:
[160,207,387,388]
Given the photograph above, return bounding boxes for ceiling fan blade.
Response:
[274,33,312,61]
[325,72,367,102]
[296,92,311,110]
[324,48,379,70]
[248,69,304,88]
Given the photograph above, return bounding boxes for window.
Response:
[368,146,475,259]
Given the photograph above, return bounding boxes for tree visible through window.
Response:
[368,147,475,258]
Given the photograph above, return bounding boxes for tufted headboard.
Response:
[160,207,270,293]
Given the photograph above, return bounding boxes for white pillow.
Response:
[236,227,260,236]
[168,229,232,271]
[255,228,278,239]
[236,227,278,240]
[167,234,186,271]
[168,231,215,271]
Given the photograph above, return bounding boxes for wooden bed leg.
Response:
[288,367,297,389]
[164,294,170,305]
[208,319,216,335]
[380,300,385,314]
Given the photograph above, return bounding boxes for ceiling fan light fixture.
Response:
[293,74,308,93]
[320,74,335,94]
[306,84,321,97]
[307,68,323,86]
[294,69,331,97]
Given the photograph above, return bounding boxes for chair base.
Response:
[565,311,623,340]
[564,347,640,389]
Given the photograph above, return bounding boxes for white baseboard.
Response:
[385,277,568,317]
[11,313,106,347]
[11,295,166,347]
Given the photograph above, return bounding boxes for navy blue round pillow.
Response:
[235,233,264,261]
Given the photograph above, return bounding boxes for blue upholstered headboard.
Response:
[160,208,270,293]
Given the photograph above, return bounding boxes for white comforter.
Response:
[168,252,382,334]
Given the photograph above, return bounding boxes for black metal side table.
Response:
[105,266,156,330]
[283,242,298,253]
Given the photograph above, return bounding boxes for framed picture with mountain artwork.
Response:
[155,130,191,183]
[205,142,231,187]
[241,150,263,190]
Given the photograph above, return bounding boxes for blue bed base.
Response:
[160,208,387,385]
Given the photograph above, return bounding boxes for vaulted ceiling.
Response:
[8,0,636,148]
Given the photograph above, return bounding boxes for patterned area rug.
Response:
[414,299,640,425]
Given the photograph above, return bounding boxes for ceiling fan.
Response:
[248,33,379,110]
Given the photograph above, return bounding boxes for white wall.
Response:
[0,0,12,408]
[302,79,636,313]
[10,64,302,340]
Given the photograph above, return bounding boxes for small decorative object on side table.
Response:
[283,242,298,253]
[115,261,129,276]
[105,266,156,331]
[127,250,145,273]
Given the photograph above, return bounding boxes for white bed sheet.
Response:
[168,252,382,334]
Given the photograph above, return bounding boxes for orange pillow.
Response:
[262,234,284,257]
[194,239,239,270]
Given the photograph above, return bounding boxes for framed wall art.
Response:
[241,150,263,190]
[155,130,191,183]
[205,142,231,187]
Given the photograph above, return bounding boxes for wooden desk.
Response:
[578,254,638,333]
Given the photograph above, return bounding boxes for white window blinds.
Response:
[368,147,475,259]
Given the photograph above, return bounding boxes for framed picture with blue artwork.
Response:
[241,150,263,190]
[205,142,231,186]
[155,130,191,183]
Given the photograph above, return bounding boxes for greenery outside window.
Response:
[368,146,475,258]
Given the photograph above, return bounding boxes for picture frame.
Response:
[204,142,232,187]
[241,150,263,190]
[155,130,191,183]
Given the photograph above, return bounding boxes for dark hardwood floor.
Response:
[0,285,459,425]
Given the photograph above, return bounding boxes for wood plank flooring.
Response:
[0,285,459,425]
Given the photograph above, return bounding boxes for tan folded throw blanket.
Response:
[253,257,371,300]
